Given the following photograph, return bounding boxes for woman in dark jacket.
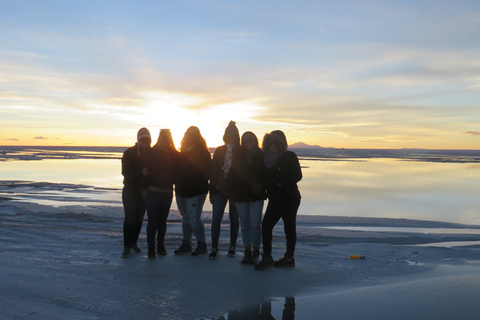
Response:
[231,131,266,264]
[209,121,241,259]
[174,126,212,256]
[121,127,151,258]
[143,129,177,259]
[255,130,302,270]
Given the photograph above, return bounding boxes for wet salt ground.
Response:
[3,181,480,319]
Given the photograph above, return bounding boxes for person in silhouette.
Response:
[231,131,266,264]
[255,130,302,270]
[174,126,212,256]
[209,121,241,259]
[121,127,151,258]
[142,129,177,259]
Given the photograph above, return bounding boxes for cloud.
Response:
[5,138,19,141]
[33,136,60,140]
[464,131,480,136]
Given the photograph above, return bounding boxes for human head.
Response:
[137,127,151,149]
[158,129,176,150]
[241,131,259,151]
[223,120,240,145]
[181,126,208,151]
[262,130,288,154]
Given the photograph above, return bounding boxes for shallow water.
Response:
[1,157,480,225]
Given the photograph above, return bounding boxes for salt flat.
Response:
[1,181,480,319]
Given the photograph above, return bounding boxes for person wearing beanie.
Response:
[121,127,151,258]
[209,121,242,259]
[255,130,302,270]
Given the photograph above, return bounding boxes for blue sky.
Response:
[1,0,480,148]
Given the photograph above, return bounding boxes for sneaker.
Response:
[130,243,141,253]
[250,248,261,265]
[157,243,167,256]
[147,247,157,259]
[274,254,295,268]
[208,247,219,260]
[122,246,130,258]
[192,242,208,256]
[227,245,236,257]
[174,240,192,255]
[255,253,274,271]
[241,249,252,264]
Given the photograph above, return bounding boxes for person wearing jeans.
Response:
[174,126,211,256]
[176,193,207,248]
[209,121,242,259]
[232,131,266,264]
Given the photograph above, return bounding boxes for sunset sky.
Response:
[1,1,480,149]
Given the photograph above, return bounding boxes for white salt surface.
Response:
[1,181,480,319]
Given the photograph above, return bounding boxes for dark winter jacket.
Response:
[264,151,302,202]
[142,145,172,191]
[121,143,150,189]
[175,145,211,198]
[230,147,267,202]
[210,144,244,199]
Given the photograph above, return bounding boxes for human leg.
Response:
[249,200,264,248]
[281,198,301,257]
[261,200,282,255]
[235,202,251,247]
[228,200,239,249]
[210,193,228,249]
[156,191,173,255]
[122,187,145,257]
[174,195,192,254]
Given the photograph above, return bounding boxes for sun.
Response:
[130,92,266,148]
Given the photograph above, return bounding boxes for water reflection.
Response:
[216,297,295,320]
[1,157,480,224]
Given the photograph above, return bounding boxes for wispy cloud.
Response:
[464,131,480,136]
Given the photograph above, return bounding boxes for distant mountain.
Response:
[289,142,324,149]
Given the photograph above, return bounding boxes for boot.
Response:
[250,246,261,265]
[122,245,130,258]
[274,253,295,268]
[241,245,252,264]
[130,242,141,253]
[157,243,167,256]
[255,253,274,271]
[148,246,157,259]
[174,240,192,255]
[191,242,208,256]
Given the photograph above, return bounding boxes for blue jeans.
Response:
[145,190,173,247]
[235,200,264,247]
[176,193,207,244]
[211,193,239,249]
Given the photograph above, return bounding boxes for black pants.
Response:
[145,190,173,247]
[262,197,301,256]
[122,186,145,247]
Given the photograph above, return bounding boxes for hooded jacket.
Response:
[262,132,302,202]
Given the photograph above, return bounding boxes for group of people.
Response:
[121,121,302,270]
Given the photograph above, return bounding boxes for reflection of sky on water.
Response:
[1,157,479,224]
[299,158,480,225]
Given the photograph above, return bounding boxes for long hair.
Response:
[180,126,208,152]
[262,131,288,153]
[156,129,177,151]
[241,131,259,150]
